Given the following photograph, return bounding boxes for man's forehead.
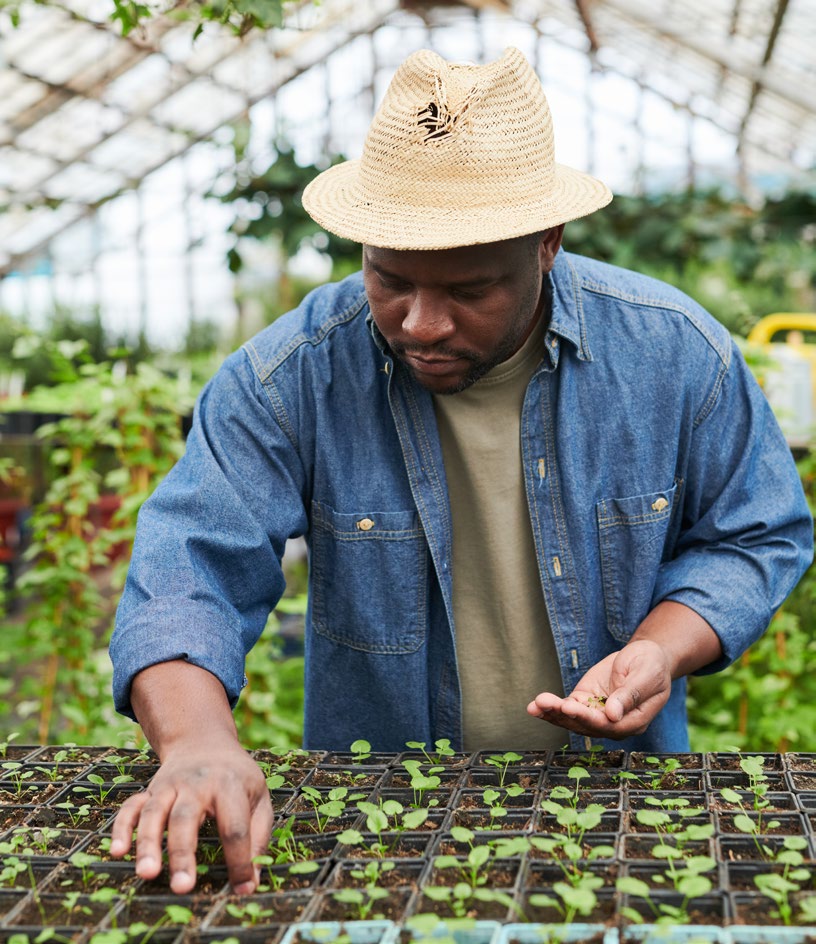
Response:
[363,237,531,275]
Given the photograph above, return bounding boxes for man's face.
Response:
[363,227,564,395]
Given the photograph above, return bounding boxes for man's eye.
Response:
[452,288,484,301]
[379,277,410,292]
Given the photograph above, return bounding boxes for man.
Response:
[108,47,813,896]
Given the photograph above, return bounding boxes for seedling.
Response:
[268,816,318,863]
[1,761,35,797]
[401,759,443,807]
[528,872,604,924]
[224,899,278,927]
[73,773,135,807]
[54,801,94,828]
[252,855,319,892]
[67,851,109,891]
[405,739,456,766]
[482,784,524,829]
[298,786,363,832]
[720,784,780,857]
[422,883,516,919]
[350,740,372,764]
[338,799,428,858]
[331,886,391,920]
[617,755,688,790]
[617,855,716,926]
[752,836,813,925]
[0,733,20,759]
[586,695,607,709]
[634,797,714,868]
[483,752,522,788]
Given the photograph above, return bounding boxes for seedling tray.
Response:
[0,747,815,942]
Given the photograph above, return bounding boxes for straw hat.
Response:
[302,46,612,250]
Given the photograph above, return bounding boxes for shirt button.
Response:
[551,338,558,348]
[357,518,375,531]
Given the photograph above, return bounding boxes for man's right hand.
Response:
[109,661,273,895]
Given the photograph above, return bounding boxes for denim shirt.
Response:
[111,250,813,752]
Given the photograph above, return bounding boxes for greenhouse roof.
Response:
[0,0,814,278]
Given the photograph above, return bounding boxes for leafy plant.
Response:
[617,855,716,926]
[405,739,456,766]
[752,836,814,925]
[481,784,525,830]
[400,759,443,808]
[483,752,522,788]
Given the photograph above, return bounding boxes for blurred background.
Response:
[0,0,814,753]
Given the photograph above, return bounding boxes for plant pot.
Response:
[708,753,784,772]
[312,887,414,922]
[707,772,786,793]
[550,750,626,770]
[521,859,618,890]
[336,832,434,860]
[517,888,617,924]
[620,834,713,861]
[427,858,521,890]
[496,922,614,944]
[464,769,541,791]
[281,919,394,944]
[328,859,425,891]
[717,835,813,863]
[450,811,535,833]
[628,753,705,771]
[309,768,389,790]
[394,918,501,944]
[9,891,118,927]
[618,890,728,926]
[626,791,708,811]
[453,788,536,812]
[538,811,623,835]
[710,791,797,814]
[621,925,729,943]
[206,890,317,928]
[715,811,807,836]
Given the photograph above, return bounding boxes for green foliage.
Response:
[565,188,816,337]
[0,0,305,38]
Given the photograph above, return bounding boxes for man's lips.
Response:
[403,353,465,375]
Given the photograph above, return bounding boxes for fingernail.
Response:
[136,856,156,874]
[109,839,124,854]
[171,870,193,891]
[233,881,255,896]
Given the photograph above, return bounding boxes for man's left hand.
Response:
[527,639,672,739]
[527,600,722,740]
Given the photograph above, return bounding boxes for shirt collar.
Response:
[546,249,593,364]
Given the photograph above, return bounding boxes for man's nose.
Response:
[401,291,455,346]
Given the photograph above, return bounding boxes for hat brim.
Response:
[302,159,612,250]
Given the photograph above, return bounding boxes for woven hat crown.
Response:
[302,47,611,249]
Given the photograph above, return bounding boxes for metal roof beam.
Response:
[596,0,813,115]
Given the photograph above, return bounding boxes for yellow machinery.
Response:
[747,313,816,448]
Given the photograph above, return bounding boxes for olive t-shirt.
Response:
[432,313,566,751]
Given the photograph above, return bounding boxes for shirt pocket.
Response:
[596,482,678,644]
[310,501,428,654]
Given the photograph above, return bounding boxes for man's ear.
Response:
[538,224,565,271]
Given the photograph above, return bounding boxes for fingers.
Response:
[110,791,148,859]
[133,781,193,884]
[109,753,271,896]
[213,784,255,895]
[249,794,275,887]
[528,644,670,739]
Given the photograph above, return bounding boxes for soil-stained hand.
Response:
[526,639,673,739]
[109,740,273,895]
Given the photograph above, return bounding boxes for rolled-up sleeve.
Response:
[653,337,813,672]
[110,347,309,719]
